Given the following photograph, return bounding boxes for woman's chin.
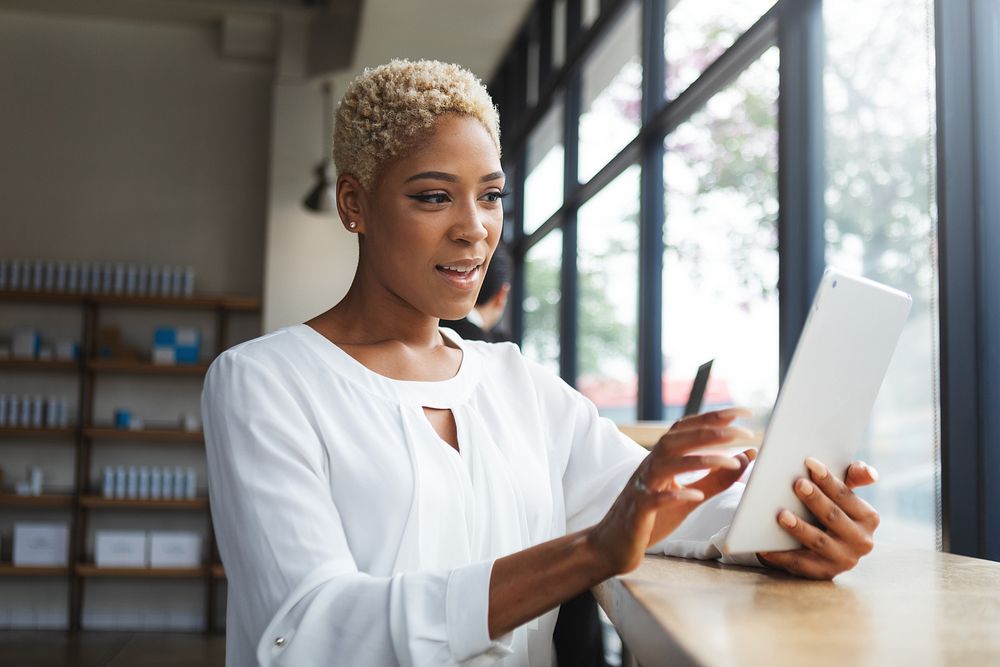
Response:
[433,299,477,322]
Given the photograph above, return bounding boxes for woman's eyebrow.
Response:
[404,170,505,183]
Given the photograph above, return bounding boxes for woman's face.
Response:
[356,114,505,321]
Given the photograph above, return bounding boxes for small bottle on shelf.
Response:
[150,466,162,500]
[102,466,114,498]
[162,467,173,500]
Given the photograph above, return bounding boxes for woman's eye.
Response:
[408,193,450,204]
[483,190,511,203]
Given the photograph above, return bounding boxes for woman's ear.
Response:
[336,173,367,234]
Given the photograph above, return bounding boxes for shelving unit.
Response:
[0,289,259,632]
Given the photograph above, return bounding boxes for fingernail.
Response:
[719,457,742,470]
[743,448,758,462]
[718,407,753,420]
[805,457,828,480]
[797,478,814,496]
[677,489,704,502]
[779,509,797,528]
[865,463,880,482]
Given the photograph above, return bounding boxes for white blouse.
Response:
[202,324,756,667]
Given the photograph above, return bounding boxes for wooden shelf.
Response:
[87,359,210,376]
[84,427,202,443]
[0,359,80,373]
[0,494,74,508]
[0,290,260,311]
[79,494,207,510]
[76,563,209,578]
[91,293,260,311]
[0,426,76,440]
[0,563,70,577]
[0,290,83,305]
[211,564,226,579]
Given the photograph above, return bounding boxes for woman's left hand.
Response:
[757,458,880,580]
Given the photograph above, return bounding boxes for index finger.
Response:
[670,407,753,432]
[654,425,755,455]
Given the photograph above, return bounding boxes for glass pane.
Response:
[582,0,601,30]
[522,229,563,373]
[552,0,567,69]
[664,0,776,101]
[523,99,565,235]
[578,1,641,184]
[662,48,779,432]
[825,0,939,549]
[577,165,640,423]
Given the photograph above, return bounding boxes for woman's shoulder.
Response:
[207,325,312,379]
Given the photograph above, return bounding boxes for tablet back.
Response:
[722,268,912,555]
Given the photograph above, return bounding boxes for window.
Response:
[664,0,777,100]
[662,49,780,429]
[824,0,938,549]
[522,229,563,372]
[577,165,640,422]
[523,99,565,235]
[578,1,641,183]
[500,0,960,554]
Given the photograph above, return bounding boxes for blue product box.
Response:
[153,327,201,365]
[114,409,131,429]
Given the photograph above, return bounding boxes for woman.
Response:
[202,60,880,667]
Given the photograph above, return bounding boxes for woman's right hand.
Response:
[586,408,756,576]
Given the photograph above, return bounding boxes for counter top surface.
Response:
[593,545,1000,666]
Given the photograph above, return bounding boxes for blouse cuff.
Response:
[445,559,515,663]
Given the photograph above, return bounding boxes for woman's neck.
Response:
[310,269,445,351]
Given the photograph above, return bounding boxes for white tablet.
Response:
[721,268,912,555]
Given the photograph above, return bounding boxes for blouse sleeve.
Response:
[202,350,514,667]
[524,358,761,567]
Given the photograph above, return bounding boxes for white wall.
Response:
[260,14,358,332]
[0,10,271,297]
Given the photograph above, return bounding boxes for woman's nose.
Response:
[450,198,490,242]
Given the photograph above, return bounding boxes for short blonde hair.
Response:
[333,59,501,189]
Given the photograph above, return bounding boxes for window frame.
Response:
[490,0,998,557]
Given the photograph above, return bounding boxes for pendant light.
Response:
[302,81,337,213]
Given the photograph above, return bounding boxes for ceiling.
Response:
[0,0,534,82]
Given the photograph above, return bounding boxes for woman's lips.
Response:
[436,265,480,291]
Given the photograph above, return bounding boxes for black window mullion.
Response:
[776,0,826,381]
[637,0,666,420]
[510,151,529,346]
[936,0,1000,560]
[560,73,582,386]
[539,0,554,88]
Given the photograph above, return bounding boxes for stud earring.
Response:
[349,221,357,230]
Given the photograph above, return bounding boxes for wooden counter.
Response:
[593,545,1000,666]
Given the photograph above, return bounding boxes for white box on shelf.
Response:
[13,522,69,566]
[149,531,201,568]
[95,530,147,568]
[152,346,176,365]
[12,328,40,360]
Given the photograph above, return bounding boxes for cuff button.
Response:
[275,637,287,648]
